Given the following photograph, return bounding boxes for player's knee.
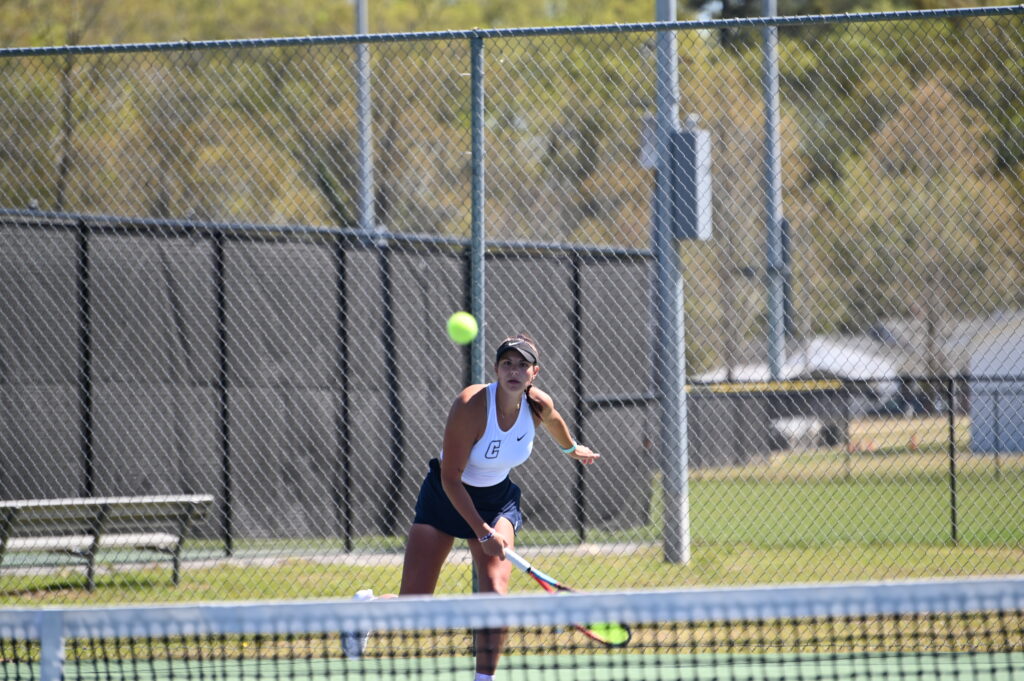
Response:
[481,565,511,594]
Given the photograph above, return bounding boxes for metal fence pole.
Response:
[569,255,586,542]
[947,375,958,545]
[762,0,786,380]
[356,0,375,233]
[213,232,233,557]
[332,237,354,551]
[74,220,94,498]
[469,34,486,594]
[380,244,406,532]
[654,0,690,564]
[469,35,486,385]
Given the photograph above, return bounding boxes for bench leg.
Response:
[172,552,181,586]
[85,505,108,593]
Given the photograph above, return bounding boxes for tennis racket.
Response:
[504,548,631,647]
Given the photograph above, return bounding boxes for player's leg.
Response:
[342,523,449,658]
[342,524,451,659]
[400,523,455,595]
[467,517,516,678]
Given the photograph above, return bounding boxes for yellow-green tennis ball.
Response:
[446,311,478,345]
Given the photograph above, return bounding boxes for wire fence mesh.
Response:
[0,6,1022,603]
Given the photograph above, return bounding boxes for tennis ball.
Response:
[446,311,479,345]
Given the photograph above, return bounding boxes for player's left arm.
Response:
[529,386,600,465]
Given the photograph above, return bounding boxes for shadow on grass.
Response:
[0,574,166,598]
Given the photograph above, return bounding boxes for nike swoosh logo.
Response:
[516,433,526,441]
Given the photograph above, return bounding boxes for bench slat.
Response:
[0,495,214,509]
[6,533,180,552]
[1,497,214,537]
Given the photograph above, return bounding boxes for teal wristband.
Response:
[560,443,578,454]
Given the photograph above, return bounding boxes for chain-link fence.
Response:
[1,6,1022,603]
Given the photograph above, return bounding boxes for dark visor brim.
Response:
[495,340,538,364]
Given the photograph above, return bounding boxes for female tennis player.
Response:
[402,333,600,681]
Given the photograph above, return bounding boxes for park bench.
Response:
[0,495,213,591]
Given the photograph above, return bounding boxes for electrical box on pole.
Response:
[669,123,712,241]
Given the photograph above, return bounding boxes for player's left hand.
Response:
[569,444,600,465]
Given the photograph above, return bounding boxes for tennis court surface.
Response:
[2,578,1022,679]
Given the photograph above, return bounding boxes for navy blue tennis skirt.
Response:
[412,458,523,539]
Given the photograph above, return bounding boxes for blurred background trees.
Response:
[0,0,1021,375]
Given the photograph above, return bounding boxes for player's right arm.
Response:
[439,385,503,548]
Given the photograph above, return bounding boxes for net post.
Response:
[37,611,64,681]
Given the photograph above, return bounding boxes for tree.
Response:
[811,78,1021,360]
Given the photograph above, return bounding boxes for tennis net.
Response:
[2,577,1022,680]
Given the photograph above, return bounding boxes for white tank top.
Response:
[443,382,535,487]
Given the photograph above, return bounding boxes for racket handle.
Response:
[504,548,531,573]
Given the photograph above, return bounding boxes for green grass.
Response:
[3,417,1023,605]
[691,466,1024,546]
[7,535,1023,605]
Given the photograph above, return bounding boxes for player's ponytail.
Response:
[515,333,544,418]
[524,384,543,418]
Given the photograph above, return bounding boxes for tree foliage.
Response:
[0,1,1021,373]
